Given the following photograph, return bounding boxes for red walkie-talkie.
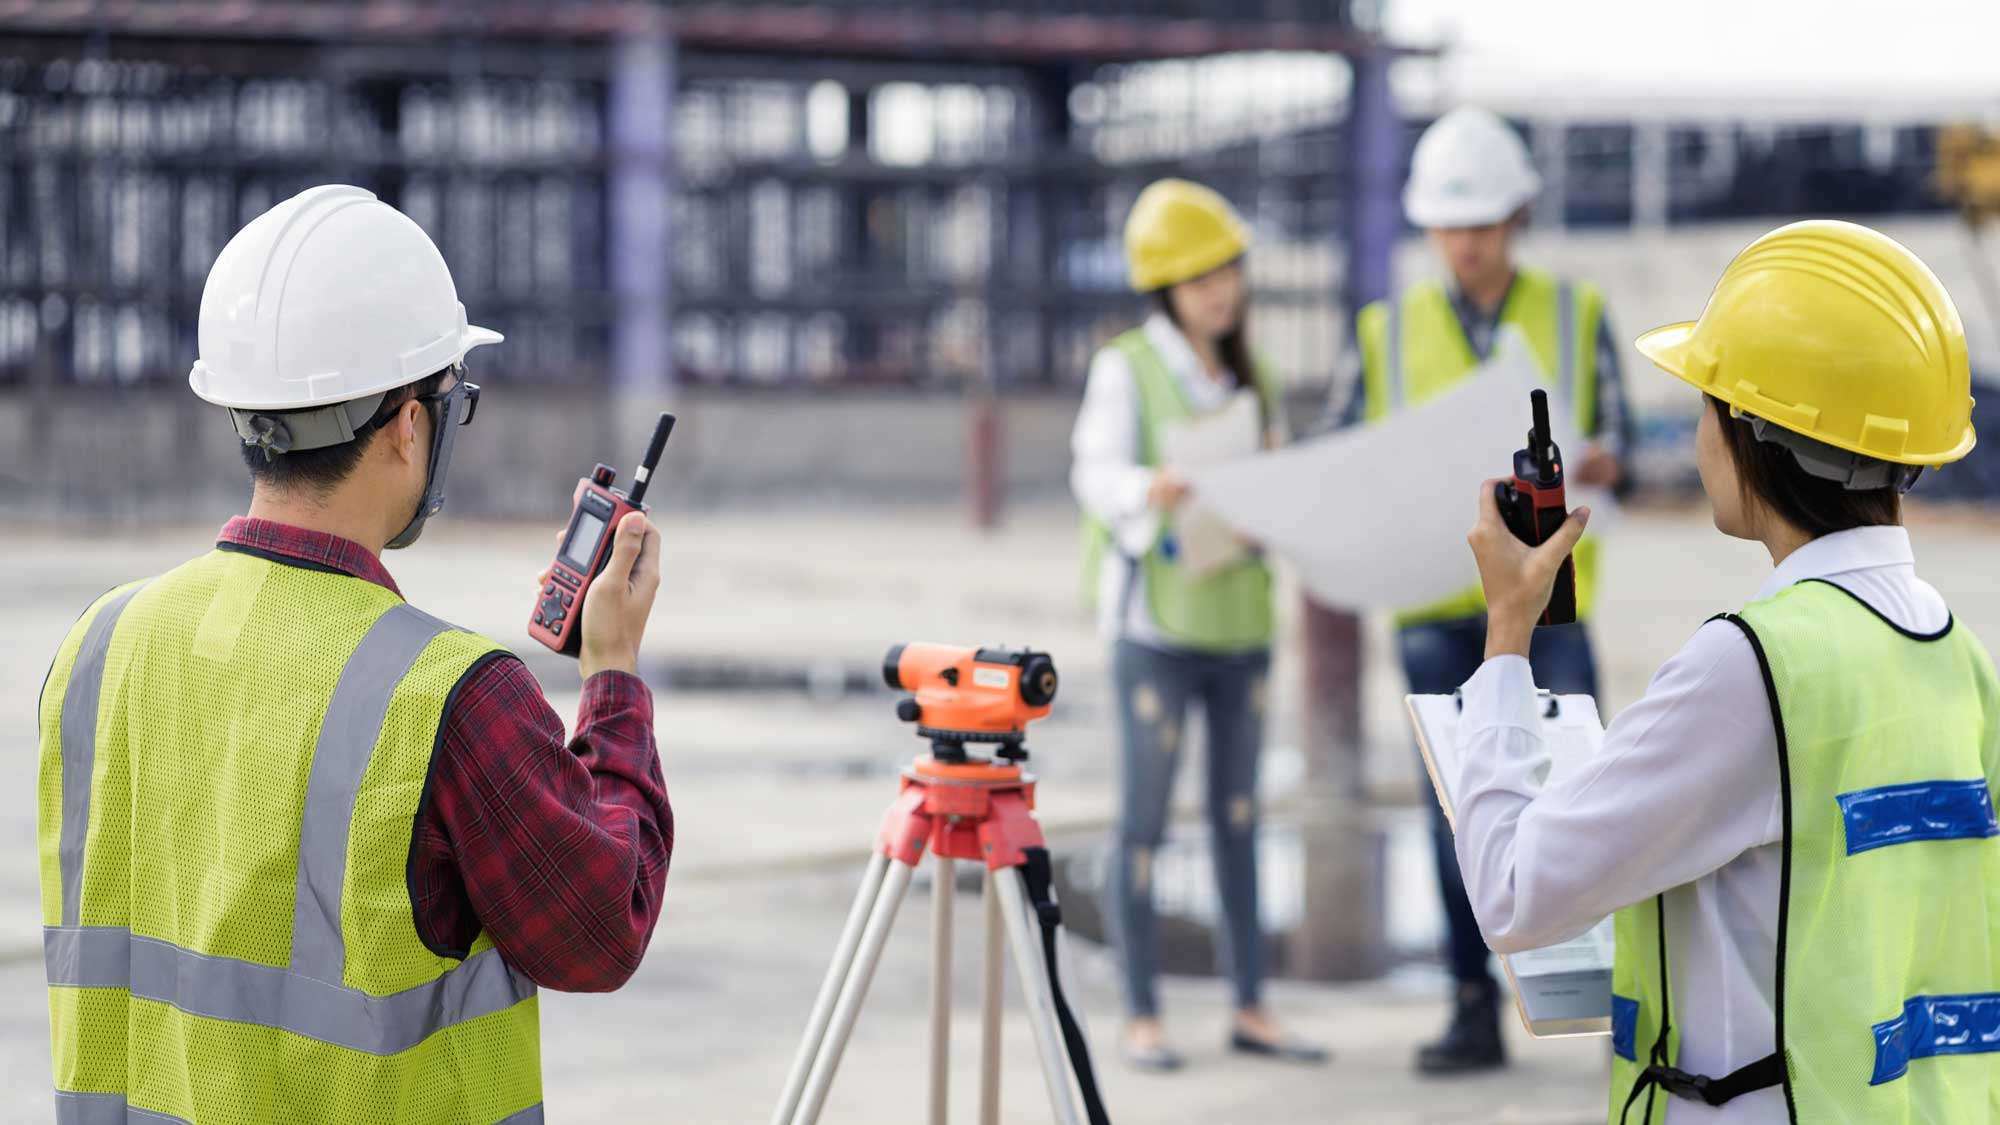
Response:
[530,412,676,656]
[1494,389,1577,627]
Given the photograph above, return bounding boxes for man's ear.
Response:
[394,397,426,465]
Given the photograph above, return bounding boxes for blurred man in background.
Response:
[38,185,671,1123]
[1328,107,1636,1075]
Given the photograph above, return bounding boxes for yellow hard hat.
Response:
[1637,220,1975,466]
[1124,178,1249,293]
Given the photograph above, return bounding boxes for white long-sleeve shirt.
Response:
[1449,525,1949,1124]
[1069,312,1266,648]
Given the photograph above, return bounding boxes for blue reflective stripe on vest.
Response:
[54,1090,191,1125]
[1837,778,2000,856]
[1611,994,1639,1062]
[59,584,146,927]
[1870,992,2000,1085]
[292,602,452,983]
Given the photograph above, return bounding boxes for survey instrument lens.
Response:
[883,643,1058,763]
[528,412,676,656]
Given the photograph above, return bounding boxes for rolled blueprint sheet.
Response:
[1187,330,1615,613]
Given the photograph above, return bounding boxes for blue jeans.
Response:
[1397,616,1598,986]
[1106,640,1270,1019]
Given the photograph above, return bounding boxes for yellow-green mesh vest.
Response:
[1357,269,1604,627]
[38,549,543,1125]
[1078,327,1277,654]
[1610,579,2000,1124]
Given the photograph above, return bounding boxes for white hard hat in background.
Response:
[188,184,501,411]
[1402,107,1541,229]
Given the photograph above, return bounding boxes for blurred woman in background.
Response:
[1070,178,1325,1073]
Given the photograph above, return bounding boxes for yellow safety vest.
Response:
[1357,269,1605,627]
[1611,579,2000,1123]
[38,548,542,1124]
[1078,327,1279,653]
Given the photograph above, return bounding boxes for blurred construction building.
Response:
[4,1,1997,520]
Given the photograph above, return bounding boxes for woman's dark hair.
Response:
[1152,266,1256,403]
[1708,395,1900,537]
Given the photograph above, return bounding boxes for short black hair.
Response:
[1708,394,1900,537]
[242,370,449,496]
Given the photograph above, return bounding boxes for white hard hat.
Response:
[1403,107,1541,229]
[188,184,501,412]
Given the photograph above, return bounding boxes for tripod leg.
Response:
[793,856,918,1125]
[929,855,955,1125]
[978,869,1004,1125]
[995,868,1086,1125]
[773,852,890,1125]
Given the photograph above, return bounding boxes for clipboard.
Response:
[1405,690,1615,1039]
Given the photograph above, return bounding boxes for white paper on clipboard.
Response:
[1405,690,1615,1039]
[1159,389,1261,577]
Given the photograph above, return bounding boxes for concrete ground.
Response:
[4,499,1997,1123]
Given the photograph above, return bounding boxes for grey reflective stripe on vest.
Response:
[46,602,536,1059]
[54,1090,191,1124]
[1385,293,1405,410]
[44,926,533,1056]
[292,602,453,983]
[55,1089,544,1124]
[1556,280,1576,408]
[59,585,146,928]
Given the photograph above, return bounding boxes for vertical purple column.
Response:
[1293,44,1398,981]
[609,27,675,397]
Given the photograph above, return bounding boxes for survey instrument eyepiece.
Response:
[529,411,677,655]
[1494,390,1577,626]
[884,643,1058,762]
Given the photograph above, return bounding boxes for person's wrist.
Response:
[580,644,639,681]
[1484,611,1534,661]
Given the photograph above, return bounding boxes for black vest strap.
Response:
[1642,1052,1784,1107]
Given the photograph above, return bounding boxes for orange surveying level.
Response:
[529,412,675,655]
[884,643,1058,762]
[1495,389,1578,626]
[774,644,1110,1125]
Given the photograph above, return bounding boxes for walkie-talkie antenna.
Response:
[625,412,676,506]
[1527,390,1557,482]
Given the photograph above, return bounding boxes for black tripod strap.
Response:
[1020,848,1112,1125]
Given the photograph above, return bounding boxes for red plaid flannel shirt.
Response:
[219,517,672,991]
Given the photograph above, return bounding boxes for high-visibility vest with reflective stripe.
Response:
[1356,269,1604,627]
[1078,327,1278,653]
[1610,579,2000,1124]
[37,549,542,1125]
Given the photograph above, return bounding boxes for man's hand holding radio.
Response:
[1469,480,1590,661]
[578,511,662,681]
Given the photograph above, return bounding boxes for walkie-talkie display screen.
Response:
[560,510,607,571]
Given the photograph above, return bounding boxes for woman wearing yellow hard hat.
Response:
[1070,178,1325,1071]
[1448,219,1995,1123]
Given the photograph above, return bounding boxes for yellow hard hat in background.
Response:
[1123,178,1249,293]
[1637,219,1975,466]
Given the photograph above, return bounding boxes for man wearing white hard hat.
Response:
[1329,107,1636,1075]
[37,186,672,1123]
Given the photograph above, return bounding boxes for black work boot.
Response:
[1415,977,1507,1075]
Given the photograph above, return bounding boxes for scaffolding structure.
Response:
[0,2,1397,396]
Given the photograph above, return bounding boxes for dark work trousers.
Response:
[1105,638,1271,1020]
[1396,616,1598,985]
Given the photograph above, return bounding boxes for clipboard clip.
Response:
[1453,688,1561,719]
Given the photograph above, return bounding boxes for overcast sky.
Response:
[1385,0,2000,118]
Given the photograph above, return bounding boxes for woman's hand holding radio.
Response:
[578,512,662,681]
[1468,480,1590,661]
